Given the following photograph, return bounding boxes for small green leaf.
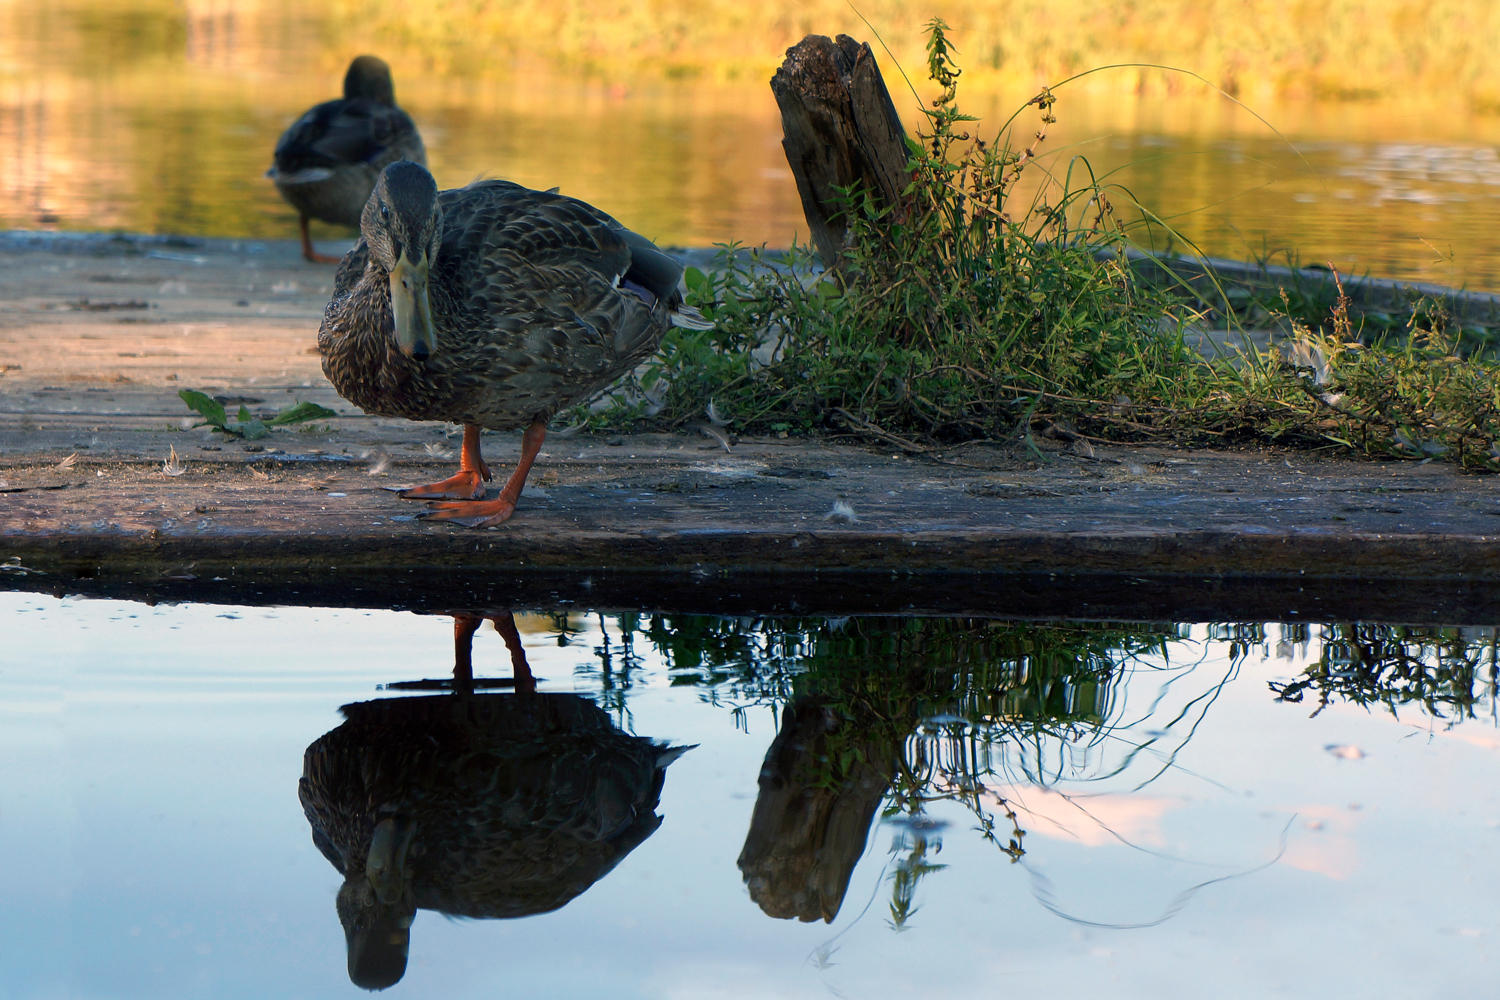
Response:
[237,405,252,423]
[178,389,226,428]
[238,419,268,440]
[266,401,339,426]
[683,266,706,292]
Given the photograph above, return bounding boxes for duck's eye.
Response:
[379,204,391,223]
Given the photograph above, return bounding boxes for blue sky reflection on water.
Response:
[1,593,1498,998]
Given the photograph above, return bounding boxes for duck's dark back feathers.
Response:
[272,98,416,176]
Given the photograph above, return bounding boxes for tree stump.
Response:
[770,34,911,268]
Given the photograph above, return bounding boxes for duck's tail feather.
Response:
[669,305,715,330]
[654,743,698,769]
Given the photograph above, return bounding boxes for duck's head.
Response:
[363,161,442,361]
[343,55,395,105]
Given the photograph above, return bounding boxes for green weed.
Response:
[178,389,337,440]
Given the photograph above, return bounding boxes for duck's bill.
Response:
[365,815,417,905]
[389,251,435,359]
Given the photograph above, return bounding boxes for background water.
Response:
[2,2,1500,289]
[3,591,1498,998]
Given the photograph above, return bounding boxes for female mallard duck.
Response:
[268,55,426,263]
[318,160,709,527]
[299,615,690,988]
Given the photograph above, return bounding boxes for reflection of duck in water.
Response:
[299,613,690,989]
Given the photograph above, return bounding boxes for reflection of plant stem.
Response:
[887,828,946,931]
[1020,817,1295,930]
[981,794,1028,861]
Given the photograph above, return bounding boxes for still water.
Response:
[3,3,1500,289]
[4,591,1498,997]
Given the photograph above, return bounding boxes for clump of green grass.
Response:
[589,20,1201,442]
[581,19,1500,471]
[1221,276,1500,467]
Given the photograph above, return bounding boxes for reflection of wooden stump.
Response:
[737,697,892,922]
[771,34,910,268]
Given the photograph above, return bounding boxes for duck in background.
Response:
[318,160,711,528]
[268,55,426,263]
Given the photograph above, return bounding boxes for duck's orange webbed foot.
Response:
[418,496,517,528]
[417,417,547,530]
[398,469,489,501]
[397,424,492,500]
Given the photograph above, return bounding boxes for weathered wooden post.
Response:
[770,34,911,269]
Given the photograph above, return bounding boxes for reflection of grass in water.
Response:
[626,615,1500,929]
[644,614,1177,733]
[635,613,1188,924]
[1267,624,1499,724]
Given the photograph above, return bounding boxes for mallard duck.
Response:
[299,617,690,989]
[268,56,426,264]
[318,160,709,527]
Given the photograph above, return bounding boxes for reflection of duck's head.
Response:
[336,851,414,991]
[301,691,690,989]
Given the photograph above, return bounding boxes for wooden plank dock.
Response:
[4,232,1500,622]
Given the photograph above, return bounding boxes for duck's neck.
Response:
[320,264,422,415]
[347,264,401,372]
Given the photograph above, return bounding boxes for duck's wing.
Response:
[439,182,682,304]
[271,98,424,179]
[426,183,671,391]
[438,182,633,286]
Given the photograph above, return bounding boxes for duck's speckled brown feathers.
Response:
[318,179,679,430]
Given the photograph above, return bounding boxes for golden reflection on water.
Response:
[4,0,1500,289]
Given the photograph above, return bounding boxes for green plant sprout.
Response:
[177,389,338,440]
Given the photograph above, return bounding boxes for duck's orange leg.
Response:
[451,612,536,693]
[452,613,483,695]
[489,613,537,694]
[399,424,492,501]
[299,215,345,265]
[419,417,545,527]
